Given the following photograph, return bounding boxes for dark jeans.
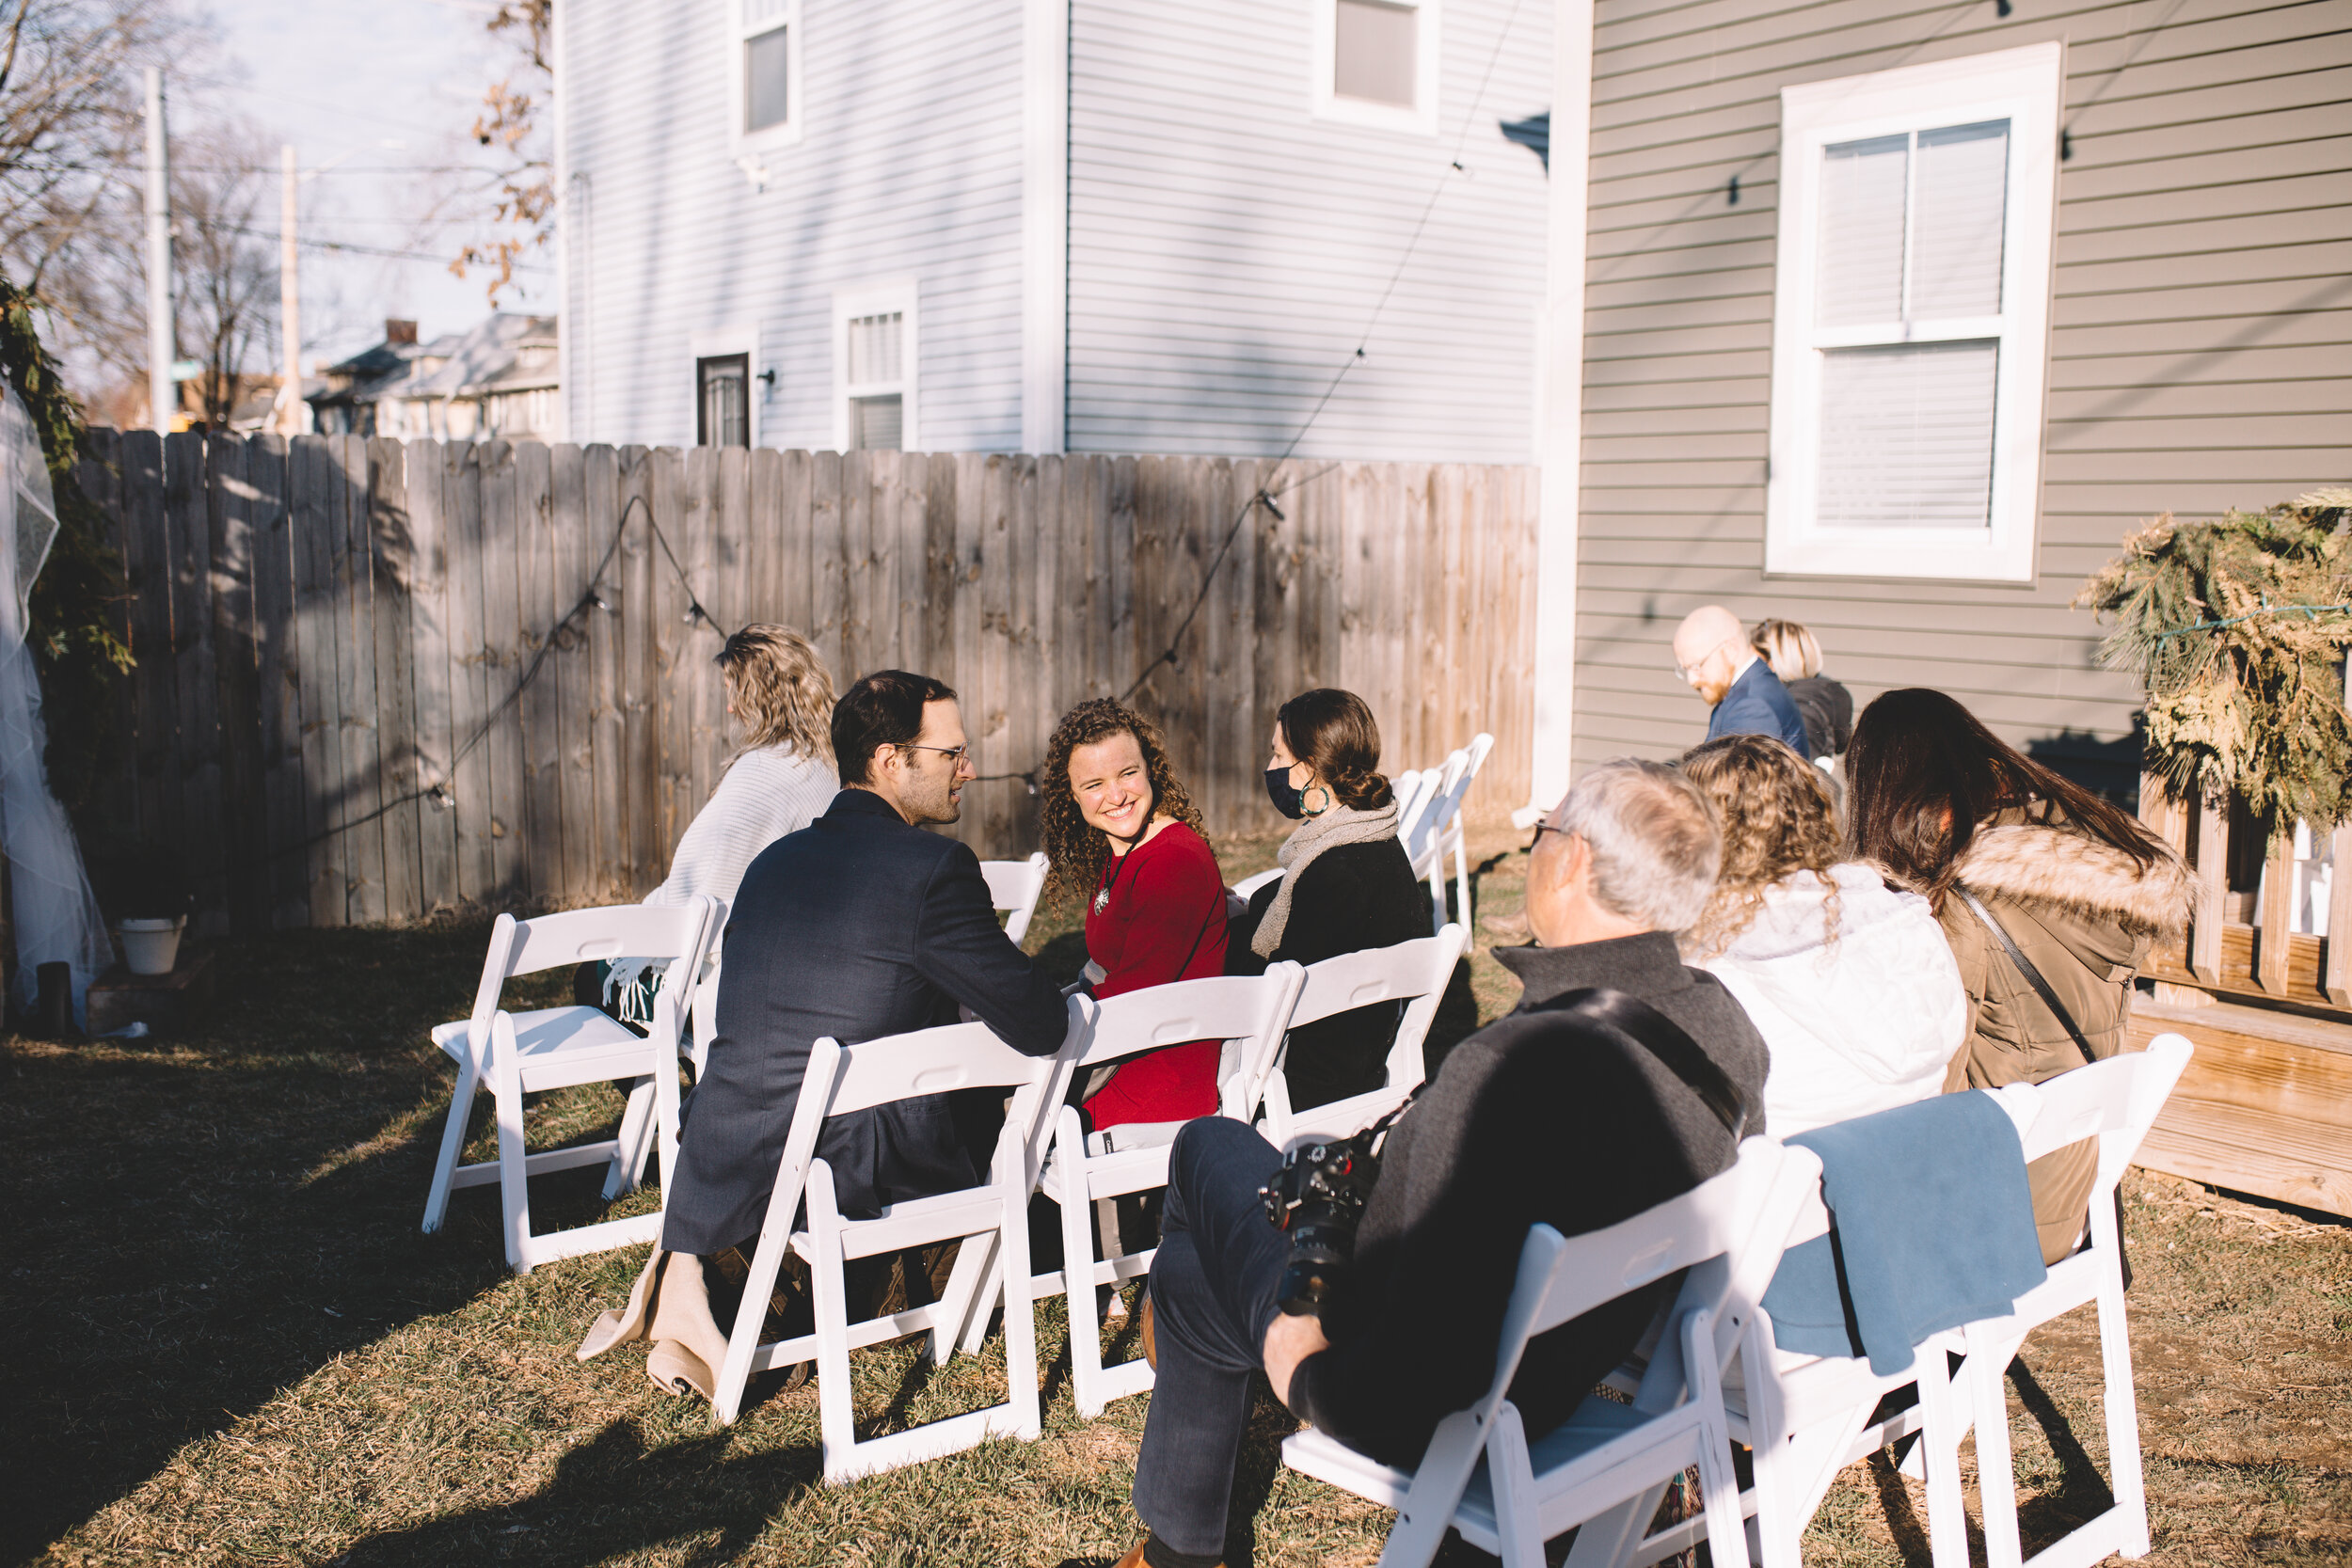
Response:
[1134,1117,1291,1559]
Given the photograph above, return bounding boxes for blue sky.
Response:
[202,0,554,366]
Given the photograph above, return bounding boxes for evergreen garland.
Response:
[0,274,133,818]
[2074,488,2352,844]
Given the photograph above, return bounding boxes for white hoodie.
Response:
[1694,863,1967,1138]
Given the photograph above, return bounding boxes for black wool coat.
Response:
[660,788,1068,1255]
[1288,932,1772,1465]
[1229,836,1432,1110]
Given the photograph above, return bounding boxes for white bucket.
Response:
[119,916,184,976]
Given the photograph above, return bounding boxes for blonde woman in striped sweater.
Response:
[594,625,837,1024]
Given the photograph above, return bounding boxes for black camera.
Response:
[1258,1133,1383,1316]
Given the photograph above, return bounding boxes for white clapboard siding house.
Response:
[552,0,1555,463]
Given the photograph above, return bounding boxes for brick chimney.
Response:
[384,319,419,346]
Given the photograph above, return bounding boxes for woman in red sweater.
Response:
[1040,699,1229,1132]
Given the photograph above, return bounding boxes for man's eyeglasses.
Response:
[897,742,969,768]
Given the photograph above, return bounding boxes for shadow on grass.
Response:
[328,1419,822,1567]
[0,921,641,1562]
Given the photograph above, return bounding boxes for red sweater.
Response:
[1082,820,1231,1129]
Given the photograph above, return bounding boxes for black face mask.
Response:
[1265,766,1308,819]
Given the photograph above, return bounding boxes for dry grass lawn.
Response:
[5,830,2347,1566]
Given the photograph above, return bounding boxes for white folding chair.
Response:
[1256,923,1468,1147]
[1231,866,1284,901]
[990,966,1306,1418]
[1959,1033,2192,1568]
[1285,1137,1822,1568]
[706,1000,1089,1481]
[1406,734,1494,934]
[421,896,722,1273]
[1587,1075,2086,1568]
[980,850,1052,945]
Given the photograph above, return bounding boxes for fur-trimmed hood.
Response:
[1953,821,2197,939]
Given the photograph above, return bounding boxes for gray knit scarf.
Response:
[1252,799,1401,958]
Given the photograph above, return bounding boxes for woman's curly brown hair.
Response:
[1678,733,1843,958]
[1039,699,1207,906]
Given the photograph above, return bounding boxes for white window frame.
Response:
[1765,41,2061,584]
[689,325,761,449]
[832,281,919,453]
[728,0,803,163]
[1312,0,1440,137]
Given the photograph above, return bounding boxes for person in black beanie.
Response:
[1111,758,1770,1568]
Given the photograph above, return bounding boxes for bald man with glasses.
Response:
[1671,604,1809,754]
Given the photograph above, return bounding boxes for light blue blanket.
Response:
[1761,1089,2047,1375]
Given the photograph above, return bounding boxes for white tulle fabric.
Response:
[0,387,112,1025]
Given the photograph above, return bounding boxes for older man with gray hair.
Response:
[1107,758,1772,1568]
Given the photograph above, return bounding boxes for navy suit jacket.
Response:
[1706,658,1812,755]
[661,788,1068,1254]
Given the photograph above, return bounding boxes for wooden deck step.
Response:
[2126,991,2352,1219]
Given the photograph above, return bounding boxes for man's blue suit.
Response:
[1706,657,1812,754]
[660,787,1068,1256]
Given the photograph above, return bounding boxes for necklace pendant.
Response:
[1092,888,1111,915]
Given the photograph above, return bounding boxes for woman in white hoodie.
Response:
[1678,733,1965,1136]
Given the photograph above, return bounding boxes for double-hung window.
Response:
[833,283,918,452]
[1766,42,2061,582]
[1313,0,1439,135]
[729,0,802,155]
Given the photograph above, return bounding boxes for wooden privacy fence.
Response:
[85,433,1537,932]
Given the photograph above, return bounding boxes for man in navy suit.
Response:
[661,670,1069,1259]
[1671,604,1809,753]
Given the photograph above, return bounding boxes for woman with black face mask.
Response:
[1228,689,1433,1109]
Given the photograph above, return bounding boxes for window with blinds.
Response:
[834,288,917,452]
[731,0,801,149]
[1764,44,2061,582]
[1314,0,1438,135]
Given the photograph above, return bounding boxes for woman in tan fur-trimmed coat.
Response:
[1845,689,2196,1264]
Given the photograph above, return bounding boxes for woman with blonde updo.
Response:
[1678,731,1964,1136]
[593,625,838,1025]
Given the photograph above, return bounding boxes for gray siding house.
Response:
[553,0,1555,464]
[1531,0,2351,810]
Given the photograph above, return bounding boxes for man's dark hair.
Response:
[833,670,957,786]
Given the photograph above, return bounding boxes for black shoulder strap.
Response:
[1956,888,2100,1068]
[1524,986,1751,1141]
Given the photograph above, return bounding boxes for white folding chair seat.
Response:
[973,966,1305,1418]
[1256,923,1468,1147]
[1286,1138,1823,1568]
[707,1000,1089,1481]
[420,896,722,1273]
[1958,1033,2192,1568]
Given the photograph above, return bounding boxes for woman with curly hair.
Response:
[1679,732,1964,1136]
[1041,698,1230,1132]
[1229,689,1431,1108]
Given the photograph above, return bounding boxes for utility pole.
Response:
[142,67,173,436]
[278,144,304,434]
